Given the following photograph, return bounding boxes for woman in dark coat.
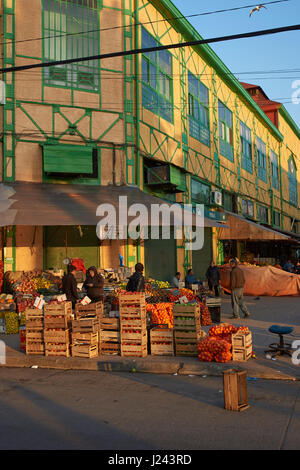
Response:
[83,266,104,302]
[206,261,221,297]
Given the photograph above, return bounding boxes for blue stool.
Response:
[265,325,294,358]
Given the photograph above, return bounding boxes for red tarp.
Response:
[219,264,300,297]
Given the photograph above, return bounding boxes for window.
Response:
[191,178,211,205]
[141,28,173,123]
[218,101,233,161]
[188,72,210,146]
[288,157,297,206]
[258,205,268,224]
[43,0,99,91]
[256,138,267,183]
[273,211,281,227]
[242,199,254,218]
[270,150,279,190]
[223,191,233,212]
[240,121,252,173]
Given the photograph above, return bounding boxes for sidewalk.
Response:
[1,295,300,380]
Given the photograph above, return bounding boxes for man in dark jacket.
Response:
[230,259,250,319]
[126,263,145,292]
[206,261,221,296]
[83,266,104,302]
[62,265,79,309]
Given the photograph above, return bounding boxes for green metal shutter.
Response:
[192,228,213,281]
[43,145,93,174]
[144,229,176,282]
[44,226,100,270]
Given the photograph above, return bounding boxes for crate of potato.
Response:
[150,327,174,356]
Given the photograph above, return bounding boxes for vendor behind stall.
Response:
[62,265,79,309]
[185,269,203,290]
[126,263,145,292]
[83,266,104,303]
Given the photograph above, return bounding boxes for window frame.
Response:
[240,121,253,173]
[270,150,280,190]
[257,204,269,224]
[191,177,211,205]
[256,137,267,183]
[218,100,234,162]
[288,157,298,206]
[187,71,210,147]
[242,198,254,219]
[141,28,173,123]
[272,210,281,228]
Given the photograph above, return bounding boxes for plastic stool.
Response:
[264,325,294,358]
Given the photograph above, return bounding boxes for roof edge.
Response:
[150,0,284,142]
[279,105,300,140]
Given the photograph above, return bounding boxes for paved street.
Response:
[0,367,300,450]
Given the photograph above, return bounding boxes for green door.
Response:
[144,229,176,282]
[192,228,213,282]
[44,226,100,270]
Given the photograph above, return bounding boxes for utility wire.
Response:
[0,0,291,49]
[1,23,300,75]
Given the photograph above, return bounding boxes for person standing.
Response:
[62,264,79,309]
[126,263,145,292]
[230,259,250,319]
[206,261,221,297]
[83,266,104,303]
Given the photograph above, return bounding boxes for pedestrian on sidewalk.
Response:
[83,266,104,303]
[62,264,79,309]
[229,258,250,319]
[206,261,221,297]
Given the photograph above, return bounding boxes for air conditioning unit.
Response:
[211,191,222,206]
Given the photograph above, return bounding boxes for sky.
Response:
[171,0,300,127]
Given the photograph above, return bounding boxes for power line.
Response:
[0,0,291,49]
[1,23,300,75]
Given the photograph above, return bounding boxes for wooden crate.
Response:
[44,302,72,315]
[232,345,252,362]
[173,304,200,314]
[100,330,120,343]
[26,331,43,342]
[119,293,146,306]
[44,315,71,329]
[44,329,70,344]
[150,327,174,356]
[174,330,203,357]
[26,342,45,355]
[223,369,249,412]
[72,332,98,345]
[99,342,120,355]
[25,311,44,330]
[121,331,147,343]
[173,310,201,331]
[71,343,99,358]
[120,342,147,358]
[232,331,252,349]
[45,343,70,357]
[100,317,120,330]
[72,317,99,333]
[119,306,146,315]
[75,302,103,319]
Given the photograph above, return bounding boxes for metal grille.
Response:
[43,0,99,91]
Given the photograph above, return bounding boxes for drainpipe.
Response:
[135,0,140,188]
[112,144,117,185]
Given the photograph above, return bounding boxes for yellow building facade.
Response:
[0,0,299,281]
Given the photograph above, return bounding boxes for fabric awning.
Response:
[0,182,227,228]
[217,211,294,242]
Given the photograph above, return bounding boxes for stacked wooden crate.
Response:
[44,302,72,357]
[119,292,147,358]
[150,327,174,356]
[99,315,120,356]
[25,307,44,355]
[72,303,101,358]
[173,304,202,356]
[206,297,221,323]
[232,330,252,362]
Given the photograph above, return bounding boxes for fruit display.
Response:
[4,311,19,334]
[147,279,170,289]
[146,303,174,328]
[168,288,196,303]
[198,302,212,326]
[198,336,232,363]
[32,277,52,291]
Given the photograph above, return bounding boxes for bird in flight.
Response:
[249,4,267,17]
